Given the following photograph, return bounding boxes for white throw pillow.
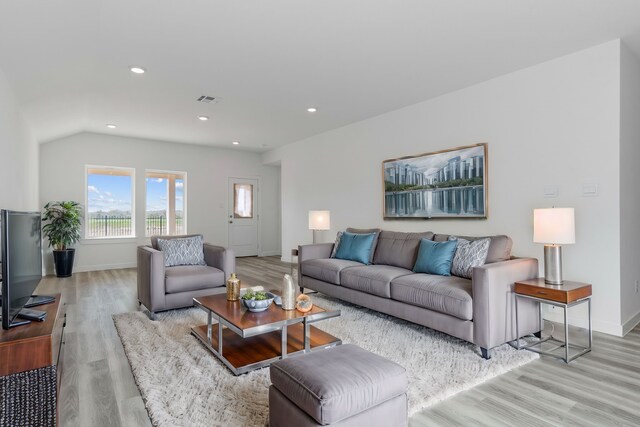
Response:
[448,236,490,279]
[330,231,343,258]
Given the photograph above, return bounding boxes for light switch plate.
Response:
[543,185,558,198]
[582,183,598,197]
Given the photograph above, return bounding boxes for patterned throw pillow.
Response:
[157,235,207,267]
[449,236,490,279]
[330,231,343,258]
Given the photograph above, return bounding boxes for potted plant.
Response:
[42,201,82,277]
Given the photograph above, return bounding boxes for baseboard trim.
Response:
[76,262,137,272]
[259,250,282,257]
[544,311,623,336]
[60,262,137,274]
[593,320,623,337]
[622,310,640,336]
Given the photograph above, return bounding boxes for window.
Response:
[86,166,135,238]
[145,171,187,236]
[233,183,253,218]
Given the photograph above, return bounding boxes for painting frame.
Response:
[382,143,488,220]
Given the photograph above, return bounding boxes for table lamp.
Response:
[533,207,575,285]
[308,210,330,244]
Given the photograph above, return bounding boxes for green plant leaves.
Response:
[42,201,83,250]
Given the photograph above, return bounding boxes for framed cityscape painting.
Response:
[382,143,488,219]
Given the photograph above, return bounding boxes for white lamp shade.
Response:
[533,208,575,244]
[309,210,331,230]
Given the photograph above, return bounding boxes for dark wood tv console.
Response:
[0,293,65,376]
[0,294,65,426]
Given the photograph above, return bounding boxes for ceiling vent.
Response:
[197,95,218,104]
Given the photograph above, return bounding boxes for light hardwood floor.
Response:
[35,256,640,427]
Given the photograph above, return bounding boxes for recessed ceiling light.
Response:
[197,115,209,121]
[307,107,317,113]
[130,66,146,74]
[106,124,117,129]
[232,141,240,145]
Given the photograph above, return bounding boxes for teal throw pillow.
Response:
[413,238,458,276]
[334,231,376,265]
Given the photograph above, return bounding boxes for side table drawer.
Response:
[515,282,592,303]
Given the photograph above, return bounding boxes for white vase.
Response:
[282,274,296,310]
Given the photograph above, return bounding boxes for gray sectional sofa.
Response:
[298,229,540,359]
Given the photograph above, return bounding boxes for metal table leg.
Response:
[281,324,288,358]
[539,297,543,339]
[515,295,521,349]
[564,305,569,363]
[588,298,593,350]
[207,310,212,342]
[218,315,223,355]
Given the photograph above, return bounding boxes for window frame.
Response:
[144,169,188,237]
[84,165,136,240]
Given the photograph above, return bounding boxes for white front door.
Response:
[228,177,259,257]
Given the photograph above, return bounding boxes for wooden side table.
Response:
[514,278,592,363]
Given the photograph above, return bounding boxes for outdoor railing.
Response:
[86,215,184,238]
[146,215,167,236]
[146,215,185,235]
[87,215,133,238]
[176,217,185,235]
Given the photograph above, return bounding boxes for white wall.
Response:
[40,132,281,273]
[264,41,623,335]
[619,43,640,333]
[0,66,38,211]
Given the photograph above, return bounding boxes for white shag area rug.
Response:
[113,295,537,427]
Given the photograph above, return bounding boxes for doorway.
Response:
[228,177,259,257]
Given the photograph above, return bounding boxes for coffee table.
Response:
[191,294,341,375]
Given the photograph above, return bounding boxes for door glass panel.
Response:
[234,184,253,218]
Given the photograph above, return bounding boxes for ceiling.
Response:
[1,0,640,151]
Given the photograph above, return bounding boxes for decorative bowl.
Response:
[241,291,276,312]
[296,294,313,313]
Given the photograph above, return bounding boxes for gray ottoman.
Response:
[269,344,408,427]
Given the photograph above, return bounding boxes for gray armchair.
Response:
[137,234,235,319]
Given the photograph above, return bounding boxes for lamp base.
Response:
[543,245,563,285]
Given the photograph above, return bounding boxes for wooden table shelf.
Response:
[192,294,341,375]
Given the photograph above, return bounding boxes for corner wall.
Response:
[620,43,640,333]
[265,40,623,335]
[0,66,38,211]
[39,133,281,273]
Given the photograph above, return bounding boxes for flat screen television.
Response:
[1,210,43,329]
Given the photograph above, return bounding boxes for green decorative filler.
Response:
[241,289,269,301]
